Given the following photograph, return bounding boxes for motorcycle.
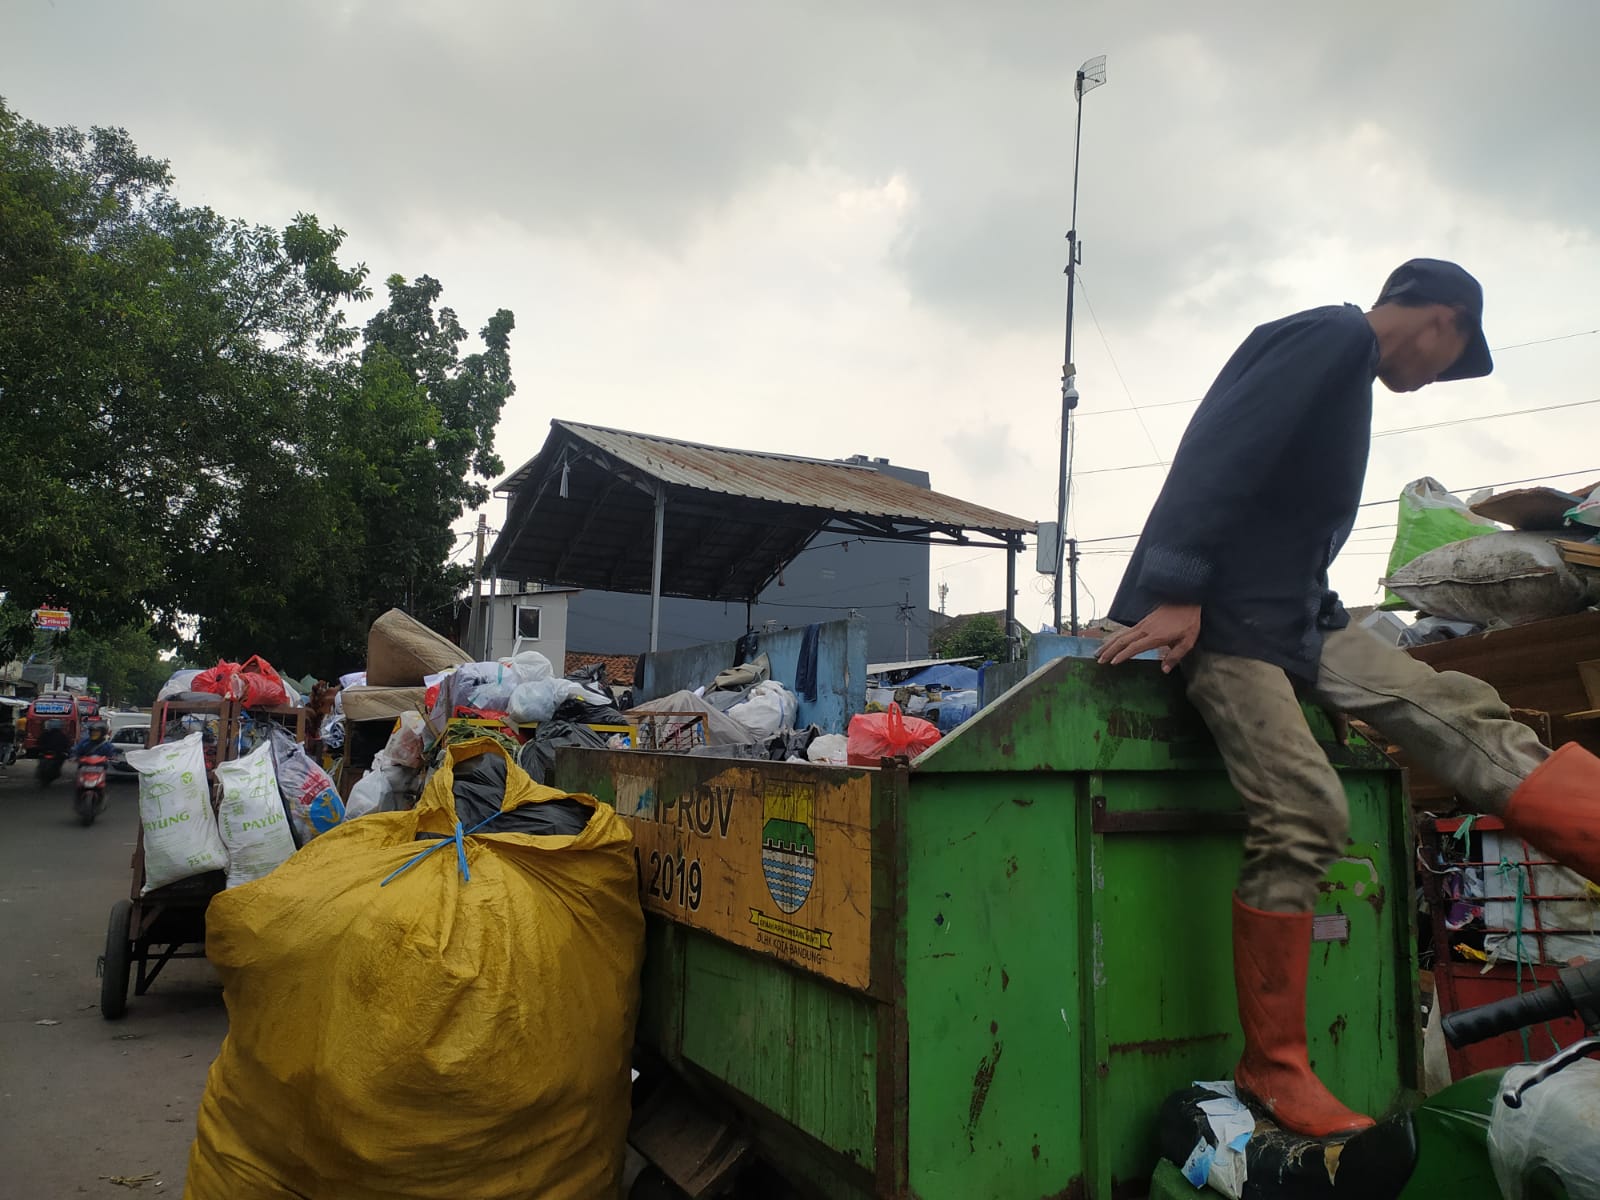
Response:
[1401,957,1600,1199]
[1159,958,1600,1198]
[73,753,109,826]
[35,749,65,786]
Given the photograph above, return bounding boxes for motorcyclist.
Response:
[38,719,71,758]
[71,719,112,760]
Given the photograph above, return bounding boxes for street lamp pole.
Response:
[1052,54,1105,636]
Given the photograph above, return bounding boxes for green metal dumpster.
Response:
[560,655,1419,1199]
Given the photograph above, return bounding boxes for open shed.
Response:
[487,421,1034,650]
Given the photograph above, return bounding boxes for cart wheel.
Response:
[100,900,133,1020]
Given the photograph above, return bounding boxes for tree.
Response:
[186,274,517,675]
[0,98,370,655]
[931,613,1013,662]
[0,98,516,678]
[55,625,181,708]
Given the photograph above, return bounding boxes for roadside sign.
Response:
[32,608,71,631]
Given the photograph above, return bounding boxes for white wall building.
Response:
[468,586,579,668]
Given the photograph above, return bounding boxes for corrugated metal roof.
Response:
[488,420,1031,604]
[498,421,1034,538]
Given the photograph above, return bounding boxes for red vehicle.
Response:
[75,752,110,826]
[23,692,100,756]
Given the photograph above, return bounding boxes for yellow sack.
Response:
[186,739,644,1200]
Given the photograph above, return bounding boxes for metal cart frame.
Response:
[99,696,310,1019]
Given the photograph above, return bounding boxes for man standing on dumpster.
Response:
[1097,258,1600,1138]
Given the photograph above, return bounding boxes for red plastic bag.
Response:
[237,656,291,707]
[192,660,243,699]
[192,656,291,708]
[847,702,941,766]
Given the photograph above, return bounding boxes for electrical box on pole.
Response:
[1036,522,1061,576]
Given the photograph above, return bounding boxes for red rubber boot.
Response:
[1232,895,1375,1138]
[1502,742,1600,885]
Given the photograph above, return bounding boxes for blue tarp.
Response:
[899,663,982,690]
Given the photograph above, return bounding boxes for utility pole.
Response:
[1052,54,1106,635]
[898,594,914,660]
[467,512,488,656]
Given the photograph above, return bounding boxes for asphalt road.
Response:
[0,761,226,1196]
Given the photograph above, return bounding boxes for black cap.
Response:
[1376,258,1493,381]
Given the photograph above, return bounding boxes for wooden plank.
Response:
[1554,539,1600,569]
[1405,611,1600,717]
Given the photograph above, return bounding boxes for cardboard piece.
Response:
[1470,486,1589,531]
[366,609,470,687]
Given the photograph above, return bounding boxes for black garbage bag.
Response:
[566,662,607,689]
[517,720,611,789]
[446,749,592,837]
[1156,1084,1416,1199]
[1397,615,1484,648]
[763,725,821,762]
[552,696,628,727]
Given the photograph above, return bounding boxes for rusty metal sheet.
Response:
[498,420,1033,535]
[487,419,1030,600]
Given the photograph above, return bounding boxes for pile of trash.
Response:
[865,661,979,734]
[147,610,649,1198]
[126,721,359,896]
[186,738,644,1200]
[1381,476,1600,642]
[156,656,306,709]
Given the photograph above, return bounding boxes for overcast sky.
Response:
[7,0,1599,630]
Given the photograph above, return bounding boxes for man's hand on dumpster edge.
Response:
[1095,604,1201,673]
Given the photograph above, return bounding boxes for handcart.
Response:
[98,696,309,1019]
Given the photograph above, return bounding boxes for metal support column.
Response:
[483,567,498,660]
[649,488,666,652]
[1067,539,1080,636]
[1005,543,1018,662]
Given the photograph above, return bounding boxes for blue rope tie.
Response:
[380,813,499,888]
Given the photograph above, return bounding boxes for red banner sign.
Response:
[32,608,71,631]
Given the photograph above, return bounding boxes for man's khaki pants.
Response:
[1184,625,1550,912]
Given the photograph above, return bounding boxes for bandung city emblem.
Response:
[760,782,816,915]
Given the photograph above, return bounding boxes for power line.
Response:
[1077,398,1600,477]
[1493,327,1599,352]
[1075,272,1165,465]
[1074,466,1600,546]
[1070,329,1599,422]
[1075,396,1202,418]
[1371,395,1600,440]
[1356,466,1600,508]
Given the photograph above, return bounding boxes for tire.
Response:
[100,900,133,1020]
[75,790,98,827]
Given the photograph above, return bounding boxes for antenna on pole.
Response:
[1052,53,1106,636]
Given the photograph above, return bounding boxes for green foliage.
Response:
[55,625,181,708]
[0,97,515,679]
[931,613,1014,662]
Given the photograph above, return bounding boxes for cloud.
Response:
[5,0,1598,627]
